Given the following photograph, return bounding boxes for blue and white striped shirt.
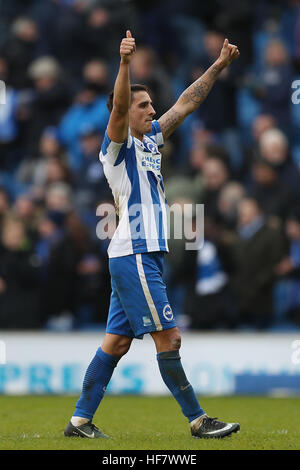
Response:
[99,120,169,258]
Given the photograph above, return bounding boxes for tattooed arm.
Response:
[158,39,240,140]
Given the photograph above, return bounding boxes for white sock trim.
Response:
[190,414,207,430]
[71,416,90,426]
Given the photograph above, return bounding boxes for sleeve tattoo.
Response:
[158,62,223,139]
[159,109,183,138]
[182,63,222,105]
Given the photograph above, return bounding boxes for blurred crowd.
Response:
[0,0,300,331]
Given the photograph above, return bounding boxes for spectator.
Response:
[188,1,254,69]
[258,128,300,198]
[200,155,230,219]
[163,195,195,310]
[230,197,285,328]
[16,126,67,189]
[250,39,293,135]
[210,0,254,71]
[275,207,300,325]
[0,187,10,229]
[240,113,277,181]
[249,156,296,222]
[34,209,77,328]
[294,2,300,73]
[43,0,89,78]
[252,114,277,143]
[44,156,73,188]
[65,211,111,326]
[188,133,215,173]
[191,140,230,195]
[130,46,175,118]
[25,56,70,158]
[164,129,217,204]
[217,181,246,231]
[174,215,238,330]
[59,79,109,172]
[44,182,74,213]
[0,16,39,89]
[83,59,110,96]
[0,214,40,329]
[74,126,110,212]
[82,4,121,62]
[80,1,139,62]
[0,55,22,172]
[12,192,41,244]
[189,30,243,172]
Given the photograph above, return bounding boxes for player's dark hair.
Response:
[106,84,149,113]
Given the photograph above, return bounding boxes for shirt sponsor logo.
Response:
[141,154,161,172]
[138,137,161,173]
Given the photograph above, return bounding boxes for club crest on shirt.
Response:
[144,140,158,154]
[163,304,174,321]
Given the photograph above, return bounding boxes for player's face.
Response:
[129,91,156,137]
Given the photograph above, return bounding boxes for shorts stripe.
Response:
[135,254,163,331]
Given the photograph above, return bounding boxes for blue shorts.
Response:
[107,252,177,339]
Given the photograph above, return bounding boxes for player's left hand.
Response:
[218,39,240,68]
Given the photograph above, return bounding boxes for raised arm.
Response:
[158,39,240,140]
[107,30,136,143]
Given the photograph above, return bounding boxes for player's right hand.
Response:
[120,30,136,64]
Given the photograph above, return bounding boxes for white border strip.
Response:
[0,340,6,364]
[136,254,162,331]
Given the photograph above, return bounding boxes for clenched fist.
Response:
[120,30,136,64]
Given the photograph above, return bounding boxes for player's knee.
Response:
[170,333,181,351]
[102,334,132,357]
[114,337,132,357]
[151,327,181,352]
[163,329,182,351]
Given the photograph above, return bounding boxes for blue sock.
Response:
[157,350,205,422]
[74,347,120,420]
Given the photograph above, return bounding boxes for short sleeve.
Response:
[99,130,133,166]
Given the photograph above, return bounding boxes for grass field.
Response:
[0,395,299,450]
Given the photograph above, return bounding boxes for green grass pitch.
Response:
[0,395,299,450]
